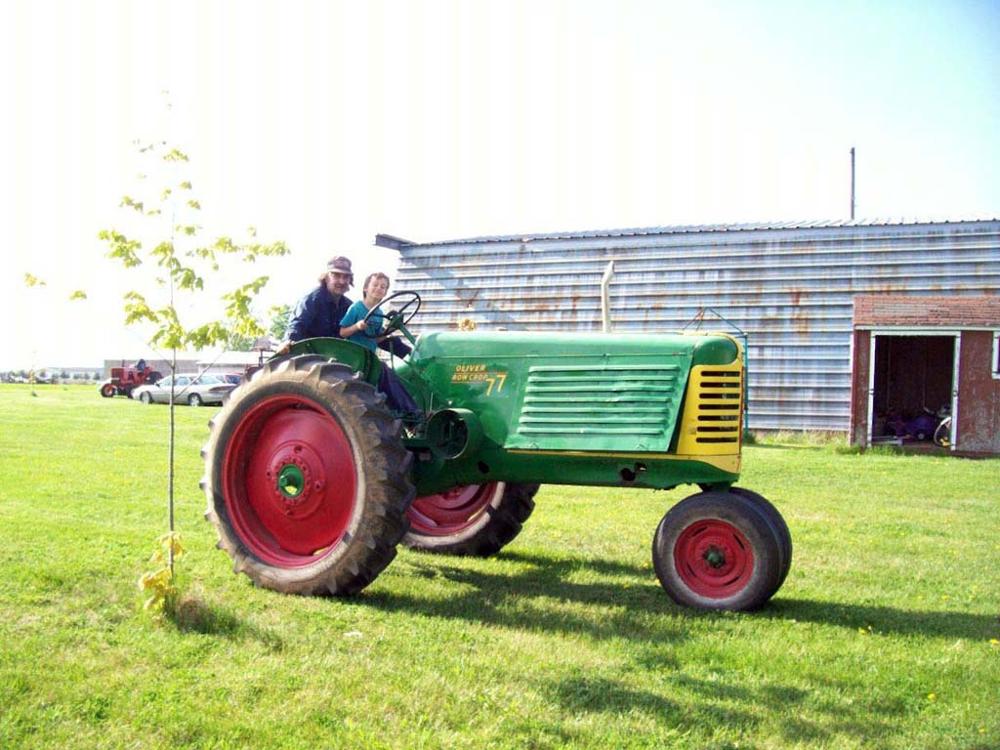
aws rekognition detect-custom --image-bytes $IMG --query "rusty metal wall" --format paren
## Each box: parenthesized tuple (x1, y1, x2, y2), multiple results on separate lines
(849, 330, 872, 443)
(384, 220, 1000, 432)
(956, 331, 1000, 453)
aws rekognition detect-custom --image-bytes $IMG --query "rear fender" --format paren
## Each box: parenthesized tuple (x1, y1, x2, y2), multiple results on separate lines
(283, 338, 382, 387)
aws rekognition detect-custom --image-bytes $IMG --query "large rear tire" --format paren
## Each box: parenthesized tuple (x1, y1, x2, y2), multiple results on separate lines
(652, 490, 784, 611)
(403, 481, 538, 556)
(202, 355, 415, 595)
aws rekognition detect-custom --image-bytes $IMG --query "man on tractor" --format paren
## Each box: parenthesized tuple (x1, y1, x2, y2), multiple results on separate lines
(280, 256, 417, 416)
(284, 256, 355, 345)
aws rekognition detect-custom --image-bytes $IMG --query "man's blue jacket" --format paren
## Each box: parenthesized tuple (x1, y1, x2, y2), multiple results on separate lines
(287, 284, 352, 343)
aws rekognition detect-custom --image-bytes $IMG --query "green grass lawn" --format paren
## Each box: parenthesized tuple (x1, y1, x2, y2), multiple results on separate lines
(1, 383, 998, 749)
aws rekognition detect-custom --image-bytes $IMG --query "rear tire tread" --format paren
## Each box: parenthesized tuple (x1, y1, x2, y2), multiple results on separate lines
(203, 355, 414, 596)
(404, 482, 539, 557)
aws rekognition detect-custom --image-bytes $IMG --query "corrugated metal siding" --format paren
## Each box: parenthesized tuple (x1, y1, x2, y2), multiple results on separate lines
(391, 220, 1000, 432)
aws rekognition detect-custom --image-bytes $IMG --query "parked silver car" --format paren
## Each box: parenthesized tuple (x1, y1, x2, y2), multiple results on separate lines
(131, 373, 237, 407)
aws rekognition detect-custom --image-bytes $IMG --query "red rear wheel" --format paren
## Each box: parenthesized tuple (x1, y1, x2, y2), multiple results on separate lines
(403, 482, 538, 556)
(203, 356, 414, 595)
(407, 483, 499, 537)
(222, 394, 358, 566)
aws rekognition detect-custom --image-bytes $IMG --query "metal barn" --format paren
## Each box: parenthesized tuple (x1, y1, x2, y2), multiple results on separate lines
(378, 219, 1000, 440)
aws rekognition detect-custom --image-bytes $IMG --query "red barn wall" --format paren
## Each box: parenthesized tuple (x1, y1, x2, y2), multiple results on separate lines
(957, 331, 1000, 454)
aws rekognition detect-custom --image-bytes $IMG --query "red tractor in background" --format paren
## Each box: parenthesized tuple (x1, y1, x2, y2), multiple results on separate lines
(99, 359, 162, 398)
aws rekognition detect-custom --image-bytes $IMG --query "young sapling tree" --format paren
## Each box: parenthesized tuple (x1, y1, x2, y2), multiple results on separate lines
(99, 139, 289, 605)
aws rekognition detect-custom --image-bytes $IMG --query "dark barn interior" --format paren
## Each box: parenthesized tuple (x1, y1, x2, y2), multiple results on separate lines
(872, 335, 954, 438)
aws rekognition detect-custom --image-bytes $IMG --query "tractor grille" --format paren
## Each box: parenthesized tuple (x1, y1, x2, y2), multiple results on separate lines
(678, 367, 743, 449)
(507, 363, 684, 452)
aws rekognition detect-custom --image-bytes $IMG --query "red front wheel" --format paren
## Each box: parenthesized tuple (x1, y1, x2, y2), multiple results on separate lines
(672, 518, 755, 599)
(652, 490, 785, 611)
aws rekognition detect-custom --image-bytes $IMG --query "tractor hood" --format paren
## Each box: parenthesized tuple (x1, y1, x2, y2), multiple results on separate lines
(404, 331, 739, 454)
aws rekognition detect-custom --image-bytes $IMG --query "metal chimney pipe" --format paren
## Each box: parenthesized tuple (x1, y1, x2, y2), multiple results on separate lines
(601, 261, 615, 332)
(850, 147, 856, 220)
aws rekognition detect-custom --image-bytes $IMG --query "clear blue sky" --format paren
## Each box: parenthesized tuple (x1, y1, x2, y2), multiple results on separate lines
(2, 0, 997, 369)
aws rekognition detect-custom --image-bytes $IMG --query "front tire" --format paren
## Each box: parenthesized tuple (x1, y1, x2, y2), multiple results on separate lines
(728, 487, 792, 588)
(140, 391, 153, 405)
(202, 355, 415, 595)
(652, 490, 784, 611)
(100, 383, 115, 398)
(403, 482, 538, 556)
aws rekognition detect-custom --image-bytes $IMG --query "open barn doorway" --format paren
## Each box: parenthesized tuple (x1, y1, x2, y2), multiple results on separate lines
(869, 334, 956, 444)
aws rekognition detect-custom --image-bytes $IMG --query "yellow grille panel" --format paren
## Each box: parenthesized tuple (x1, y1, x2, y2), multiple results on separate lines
(675, 362, 743, 455)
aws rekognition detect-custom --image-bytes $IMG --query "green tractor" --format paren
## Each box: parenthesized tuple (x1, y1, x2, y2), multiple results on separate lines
(203, 292, 791, 611)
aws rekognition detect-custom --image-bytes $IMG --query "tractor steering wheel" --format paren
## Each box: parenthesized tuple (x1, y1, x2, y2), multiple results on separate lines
(363, 291, 421, 335)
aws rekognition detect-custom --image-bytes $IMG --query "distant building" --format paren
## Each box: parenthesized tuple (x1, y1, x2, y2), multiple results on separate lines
(197, 351, 269, 375)
(380, 218, 1000, 454)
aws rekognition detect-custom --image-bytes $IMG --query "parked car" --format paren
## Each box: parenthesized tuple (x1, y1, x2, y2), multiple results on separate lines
(131, 373, 237, 406)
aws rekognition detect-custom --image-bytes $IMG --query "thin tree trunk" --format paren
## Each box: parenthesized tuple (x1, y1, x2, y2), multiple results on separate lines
(168, 346, 176, 576)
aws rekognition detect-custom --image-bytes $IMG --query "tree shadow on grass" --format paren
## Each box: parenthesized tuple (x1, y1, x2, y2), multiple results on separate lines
(542, 674, 807, 746)
(355, 547, 996, 645)
(548, 675, 685, 719)
(165, 593, 284, 651)
(542, 670, 895, 746)
(763, 597, 998, 640)
(354, 549, 693, 645)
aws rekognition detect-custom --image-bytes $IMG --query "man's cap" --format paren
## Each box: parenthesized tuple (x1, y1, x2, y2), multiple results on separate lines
(326, 256, 353, 275)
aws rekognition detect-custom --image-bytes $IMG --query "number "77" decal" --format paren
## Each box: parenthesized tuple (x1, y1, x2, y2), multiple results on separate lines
(451, 365, 508, 395)
(484, 372, 507, 396)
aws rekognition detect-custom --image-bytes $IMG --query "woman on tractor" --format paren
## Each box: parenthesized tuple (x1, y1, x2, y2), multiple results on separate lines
(340, 271, 420, 418)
